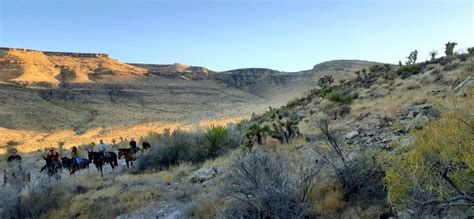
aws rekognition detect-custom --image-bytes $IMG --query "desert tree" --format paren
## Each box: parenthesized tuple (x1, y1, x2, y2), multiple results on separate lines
(429, 50, 438, 61)
(405, 50, 418, 65)
(267, 107, 301, 144)
(318, 75, 334, 89)
(245, 123, 271, 146)
(445, 42, 457, 56)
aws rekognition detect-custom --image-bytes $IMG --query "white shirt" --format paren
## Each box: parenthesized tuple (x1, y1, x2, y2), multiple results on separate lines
(99, 143, 108, 152)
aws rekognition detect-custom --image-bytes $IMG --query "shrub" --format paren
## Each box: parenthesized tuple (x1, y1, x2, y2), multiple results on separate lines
(438, 56, 455, 65)
(396, 64, 422, 79)
(318, 75, 334, 89)
(326, 90, 353, 104)
(205, 125, 229, 157)
(442, 63, 459, 71)
(221, 150, 321, 218)
(0, 187, 20, 218)
(138, 128, 240, 170)
(341, 149, 387, 202)
(384, 111, 474, 214)
(468, 47, 474, 56)
(20, 180, 68, 217)
(382, 71, 397, 80)
(286, 97, 306, 109)
(459, 53, 468, 62)
(369, 64, 386, 73)
(324, 104, 351, 120)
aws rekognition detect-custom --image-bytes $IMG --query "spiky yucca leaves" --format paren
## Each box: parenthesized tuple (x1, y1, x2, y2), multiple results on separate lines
(246, 123, 271, 146)
(205, 125, 229, 157)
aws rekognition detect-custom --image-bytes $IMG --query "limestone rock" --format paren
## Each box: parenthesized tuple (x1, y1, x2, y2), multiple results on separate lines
(345, 130, 359, 140)
(188, 167, 223, 183)
(453, 76, 474, 96)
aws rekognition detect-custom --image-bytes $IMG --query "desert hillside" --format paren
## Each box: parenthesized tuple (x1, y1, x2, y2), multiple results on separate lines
(0, 48, 376, 152)
(1, 48, 472, 219)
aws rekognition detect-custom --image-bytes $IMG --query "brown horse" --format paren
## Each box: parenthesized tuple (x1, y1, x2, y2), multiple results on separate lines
(118, 148, 135, 168)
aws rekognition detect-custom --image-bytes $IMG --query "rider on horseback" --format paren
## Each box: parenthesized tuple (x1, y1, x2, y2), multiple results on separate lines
(7, 149, 22, 165)
(40, 148, 61, 172)
(130, 138, 138, 154)
(99, 140, 109, 161)
(71, 146, 81, 168)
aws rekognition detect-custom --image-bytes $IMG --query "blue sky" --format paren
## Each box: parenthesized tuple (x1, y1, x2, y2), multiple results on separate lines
(0, 0, 472, 71)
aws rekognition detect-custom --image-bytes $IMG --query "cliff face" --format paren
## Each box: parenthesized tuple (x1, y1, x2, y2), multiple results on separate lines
(0, 47, 148, 85)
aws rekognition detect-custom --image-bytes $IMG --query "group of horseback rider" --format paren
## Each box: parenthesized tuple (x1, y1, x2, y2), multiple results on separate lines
(5, 138, 151, 174)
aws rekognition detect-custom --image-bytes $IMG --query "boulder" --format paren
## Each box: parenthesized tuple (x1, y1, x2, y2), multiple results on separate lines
(453, 76, 474, 96)
(188, 167, 223, 183)
(407, 104, 441, 119)
(345, 130, 359, 140)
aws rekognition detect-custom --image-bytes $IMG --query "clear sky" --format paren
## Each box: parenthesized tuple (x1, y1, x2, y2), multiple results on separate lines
(0, 0, 472, 72)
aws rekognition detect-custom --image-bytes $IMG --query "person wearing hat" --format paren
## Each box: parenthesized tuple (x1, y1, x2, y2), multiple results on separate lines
(40, 148, 61, 172)
(7, 149, 22, 164)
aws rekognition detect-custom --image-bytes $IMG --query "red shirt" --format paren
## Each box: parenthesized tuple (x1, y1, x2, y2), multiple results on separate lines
(48, 152, 60, 160)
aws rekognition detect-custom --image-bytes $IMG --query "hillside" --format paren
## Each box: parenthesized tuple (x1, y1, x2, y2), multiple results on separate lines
(0, 48, 148, 85)
(1, 50, 471, 219)
(0, 47, 377, 152)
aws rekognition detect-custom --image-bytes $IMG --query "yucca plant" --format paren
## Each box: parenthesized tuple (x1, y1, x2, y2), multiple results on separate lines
(205, 125, 229, 157)
(246, 123, 271, 145)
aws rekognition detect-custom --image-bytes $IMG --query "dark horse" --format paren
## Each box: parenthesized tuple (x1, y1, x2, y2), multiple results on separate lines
(118, 148, 136, 168)
(42, 157, 62, 180)
(142, 141, 151, 150)
(61, 157, 91, 175)
(87, 150, 118, 177)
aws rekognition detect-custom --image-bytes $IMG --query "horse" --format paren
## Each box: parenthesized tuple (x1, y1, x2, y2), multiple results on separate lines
(61, 157, 90, 175)
(42, 156, 62, 180)
(118, 148, 136, 168)
(142, 141, 151, 150)
(87, 150, 118, 177)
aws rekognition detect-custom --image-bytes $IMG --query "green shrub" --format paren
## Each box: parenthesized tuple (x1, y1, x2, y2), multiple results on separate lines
(369, 64, 386, 73)
(205, 125, 229, 157)
(396, 64, 422, 79)
(468, 47, 474, 56)
(384, 111, 474, 213)
(138, 127, 240, 170)
(326, 90, 353, 104)
(382, 71, 397, 80)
